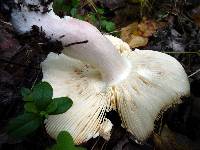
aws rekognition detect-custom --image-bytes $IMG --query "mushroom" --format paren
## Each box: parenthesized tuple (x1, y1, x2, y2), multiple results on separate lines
(11, 0, 190, 145)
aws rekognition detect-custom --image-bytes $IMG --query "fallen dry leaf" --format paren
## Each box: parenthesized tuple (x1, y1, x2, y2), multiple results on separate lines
(121, 17, 166, 48)
(128, 35, 148, 48)
(138, 17, 157, 37)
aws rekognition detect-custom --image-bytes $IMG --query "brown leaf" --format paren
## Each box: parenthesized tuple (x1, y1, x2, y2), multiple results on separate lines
(128, 35, 148, 48)
(120, 17, 166, 48)
(120, 21, 148, 48)
(137, 17, 157, 37)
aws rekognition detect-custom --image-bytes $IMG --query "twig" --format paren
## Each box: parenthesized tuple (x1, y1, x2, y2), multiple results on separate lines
(87, 0, 97, 12)
(91, 137, 100, 150)
(108, 29, 120, 34)
(162, 51, 200, 56)
(31, 69, 42, 90)
(64, 40, 88, 47)
(0, 20, 12, 26)
(188, 69, 200, 78)
(100, 141, 107, 150)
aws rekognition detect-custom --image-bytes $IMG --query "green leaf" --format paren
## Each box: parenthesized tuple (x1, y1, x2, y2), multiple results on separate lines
(76, 15, 84, 20)
(49, 131, 74, 150)
(24, 102, 38, 113)
(70, 8, 77, 17)
(7, 113, 41, 138)
(40, 111, 49, 118)
(55, 0, 64, 5)
(61, 5, 71, 13)
(49, 97, 73, 115)
(71, 0, 80, 7)
(97, 8, 104, 15)
(100, 20, 116, 32)
(21, 88, 31, 97)
(21, 87, 33, 102)
(32, 82, 53, 110)
(46, 101, 57, 114)
(57, 131, 74, 147)
(23, 94, 33, 102)
(49, 131, 86, 150)
(53, 0, 70, 15)
(89, 13, 97, 23)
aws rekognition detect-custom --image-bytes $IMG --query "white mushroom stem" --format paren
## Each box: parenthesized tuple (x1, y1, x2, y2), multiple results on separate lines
(11, 1, 131, 85)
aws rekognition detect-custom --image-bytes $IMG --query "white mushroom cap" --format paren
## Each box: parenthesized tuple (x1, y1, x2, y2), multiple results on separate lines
(42, 36, 189, 144)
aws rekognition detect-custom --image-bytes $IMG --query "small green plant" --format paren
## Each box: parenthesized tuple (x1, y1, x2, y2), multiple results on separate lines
(86, 8, 116, 32)
(53, 0, 81, 18)
(7, 81, 73, 138)
(48, 131, 85, 150)
(53, 0, 116, 32)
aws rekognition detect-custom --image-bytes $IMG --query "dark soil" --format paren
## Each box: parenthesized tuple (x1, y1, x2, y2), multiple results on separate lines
(1, 0, 200, 150)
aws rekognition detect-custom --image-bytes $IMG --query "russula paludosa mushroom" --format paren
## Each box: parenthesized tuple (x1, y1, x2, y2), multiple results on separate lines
(11, 0, 190, 144)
